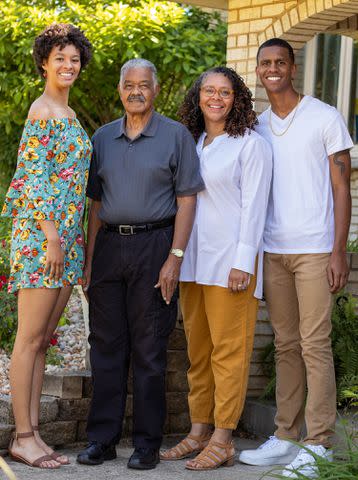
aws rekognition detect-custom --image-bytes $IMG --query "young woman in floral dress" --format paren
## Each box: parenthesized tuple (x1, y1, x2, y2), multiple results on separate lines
(1, 23, 92, 469)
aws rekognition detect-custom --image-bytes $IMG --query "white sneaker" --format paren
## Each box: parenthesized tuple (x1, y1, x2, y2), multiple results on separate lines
(239, 436, 300, 466)
(281, 444, 333, 478)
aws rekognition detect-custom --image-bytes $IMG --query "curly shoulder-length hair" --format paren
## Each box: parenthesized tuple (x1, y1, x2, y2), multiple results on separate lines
(33, 23, 92, 78)
(178, 66, 257, 141)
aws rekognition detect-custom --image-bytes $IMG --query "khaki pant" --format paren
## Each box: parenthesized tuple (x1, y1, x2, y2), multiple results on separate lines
(264, 253, 336, 448)
(180, 281, 258, 429)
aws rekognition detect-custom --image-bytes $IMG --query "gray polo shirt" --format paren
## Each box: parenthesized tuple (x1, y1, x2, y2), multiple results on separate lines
(86, 111, 205, 224)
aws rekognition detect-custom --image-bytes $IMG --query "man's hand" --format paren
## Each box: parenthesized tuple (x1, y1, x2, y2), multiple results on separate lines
(327, 251, 349, 293)
(82, 261, 92, 301)
(154, 255, 181, 304)
(228, 268, 250, 293)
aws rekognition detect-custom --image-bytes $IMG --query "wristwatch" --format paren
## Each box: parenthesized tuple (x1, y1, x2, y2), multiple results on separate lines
(170, 248, 184, 259)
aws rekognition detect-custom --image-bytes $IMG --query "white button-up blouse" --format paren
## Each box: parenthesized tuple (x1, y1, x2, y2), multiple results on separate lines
(180, 130, 272, 299)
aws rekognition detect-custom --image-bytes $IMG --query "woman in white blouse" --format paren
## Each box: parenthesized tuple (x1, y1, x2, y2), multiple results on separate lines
(160, 67, 272, 470)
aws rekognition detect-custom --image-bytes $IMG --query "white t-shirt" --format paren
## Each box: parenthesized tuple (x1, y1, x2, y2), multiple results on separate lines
(180, 131, 272, 299)
(256, 95, 353, 254)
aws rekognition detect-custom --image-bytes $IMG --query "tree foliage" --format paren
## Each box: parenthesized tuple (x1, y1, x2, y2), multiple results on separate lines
(0, 0, 227, 177)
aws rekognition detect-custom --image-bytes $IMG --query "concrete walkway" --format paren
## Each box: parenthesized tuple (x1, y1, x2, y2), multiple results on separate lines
(2, 438, 282, 480)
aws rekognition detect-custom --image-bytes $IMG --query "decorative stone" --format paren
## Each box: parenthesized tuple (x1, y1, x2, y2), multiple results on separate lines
(168, 328, 187, 350)
(166, 371, 189, 393)
(167, 392, 188, 414)
(42, 372, 84, 399)
(82, 372, 93, 398)
(38, 421, 77, 447)
(76, 421, 87, 442)
(58, 398, 91, 421)
(0, 423, 14, 449)
(351, 253, 358, 269)
(167, 351, 189, 372)
(169, 412, 191, 433)
(0, 395, 58, 425)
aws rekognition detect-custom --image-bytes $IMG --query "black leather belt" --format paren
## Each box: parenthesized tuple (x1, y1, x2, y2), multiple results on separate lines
(104, 217, 174, 235)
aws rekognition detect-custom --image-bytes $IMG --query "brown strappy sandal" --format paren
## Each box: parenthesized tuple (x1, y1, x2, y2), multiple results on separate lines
(185, 439, 236, 470)
(160, 433, 212, 461)
(32, 425, 70, 465)
(8, 431, 60, 469)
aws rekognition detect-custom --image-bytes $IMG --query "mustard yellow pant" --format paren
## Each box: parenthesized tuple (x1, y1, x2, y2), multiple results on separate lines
(180, 281, 258, 430)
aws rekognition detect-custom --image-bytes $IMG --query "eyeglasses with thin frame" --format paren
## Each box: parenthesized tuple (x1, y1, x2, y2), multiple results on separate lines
(200, 86, 234, 99)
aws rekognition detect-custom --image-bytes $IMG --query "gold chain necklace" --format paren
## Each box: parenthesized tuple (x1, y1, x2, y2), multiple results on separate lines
(269, 94, 301, 136)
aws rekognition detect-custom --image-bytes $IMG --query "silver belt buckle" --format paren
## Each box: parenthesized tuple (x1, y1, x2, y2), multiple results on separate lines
(119, 224, 134, 235)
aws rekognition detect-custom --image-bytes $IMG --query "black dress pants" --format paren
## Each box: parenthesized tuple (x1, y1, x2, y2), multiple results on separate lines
(86, 225, 177, 448)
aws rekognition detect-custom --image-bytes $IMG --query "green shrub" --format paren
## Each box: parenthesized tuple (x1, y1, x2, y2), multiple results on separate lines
(0, 236, 17, 352)
(347, 238, 358, 252)
(263, 419, 358, 479)
(0, 176, 11, 239)
(0, 0, 227, 178)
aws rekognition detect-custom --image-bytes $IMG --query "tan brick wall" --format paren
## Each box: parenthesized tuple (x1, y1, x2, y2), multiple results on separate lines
(226, 0, 358, 111)
(350, 169, 358, 240)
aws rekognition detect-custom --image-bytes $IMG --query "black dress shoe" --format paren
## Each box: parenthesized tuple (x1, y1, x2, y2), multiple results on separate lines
(127, 447, 160, 470)
(77, 441, 117, 465)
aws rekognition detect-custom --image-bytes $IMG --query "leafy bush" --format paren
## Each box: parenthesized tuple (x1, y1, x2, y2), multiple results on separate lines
(0, 0, 227, 178)
(0, 238, 17, 352)
(331, 294, 358, 408)
(0, 176, 11, 239)
(347, 238, 358, 252)
(260, 292, 358, 409)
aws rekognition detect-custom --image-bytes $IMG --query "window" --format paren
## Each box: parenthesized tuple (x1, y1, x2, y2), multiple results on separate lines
(304, 34, 357, 141)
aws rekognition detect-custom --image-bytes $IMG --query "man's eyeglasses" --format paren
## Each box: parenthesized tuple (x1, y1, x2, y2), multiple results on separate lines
(200, 86, 234, 99)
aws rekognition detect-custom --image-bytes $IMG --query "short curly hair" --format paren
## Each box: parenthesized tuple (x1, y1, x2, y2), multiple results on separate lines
(33, 23, 92, 78)
(178, 66, 257, 141)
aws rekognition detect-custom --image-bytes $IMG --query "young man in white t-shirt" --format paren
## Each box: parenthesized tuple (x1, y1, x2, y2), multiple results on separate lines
(239, 38, 353, 478)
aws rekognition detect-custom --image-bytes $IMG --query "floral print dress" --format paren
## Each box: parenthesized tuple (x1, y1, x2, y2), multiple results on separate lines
(1, 118, 92, 293)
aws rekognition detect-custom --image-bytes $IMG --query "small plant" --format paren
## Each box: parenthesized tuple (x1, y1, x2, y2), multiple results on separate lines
(0, 289, 17, 352)
(262, 420, 358, 479)
(0, 238, 17, 352)
(331, 294, 358, 408)
(347, 238, 358, 253)
(45, 333, 63, 366)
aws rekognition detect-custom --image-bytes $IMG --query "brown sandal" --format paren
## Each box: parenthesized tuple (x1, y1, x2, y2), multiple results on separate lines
(32, 426, 70, 465)
(8, 431, 60, 469)
(185, 439, 235, 470)
(160, 433, 212, 461)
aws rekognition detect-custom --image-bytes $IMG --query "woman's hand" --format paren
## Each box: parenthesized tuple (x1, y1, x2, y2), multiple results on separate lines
(228, 268, 250, 293)
(44, 239, 65, 283)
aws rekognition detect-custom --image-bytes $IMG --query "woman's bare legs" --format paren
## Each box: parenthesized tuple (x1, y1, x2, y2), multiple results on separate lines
(9, 288, 61, 468)
(30, 286, 73, 464)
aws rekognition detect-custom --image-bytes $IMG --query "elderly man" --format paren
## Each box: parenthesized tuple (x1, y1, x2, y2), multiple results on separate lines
(77, 59, 204, 469)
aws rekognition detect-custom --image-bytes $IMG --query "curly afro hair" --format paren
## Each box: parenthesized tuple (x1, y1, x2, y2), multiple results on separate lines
(178, 66, 257, 141)
(33, 23, 92, 78)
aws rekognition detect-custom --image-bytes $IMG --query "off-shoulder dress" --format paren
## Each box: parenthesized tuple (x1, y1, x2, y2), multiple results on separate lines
(1, 118, 92, 293)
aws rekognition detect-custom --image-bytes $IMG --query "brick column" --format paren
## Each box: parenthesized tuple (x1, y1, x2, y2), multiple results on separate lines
(226, 0, 358, 112)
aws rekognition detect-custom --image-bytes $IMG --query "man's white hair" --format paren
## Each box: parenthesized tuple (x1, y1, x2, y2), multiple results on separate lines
(120, 58, 158, 86)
